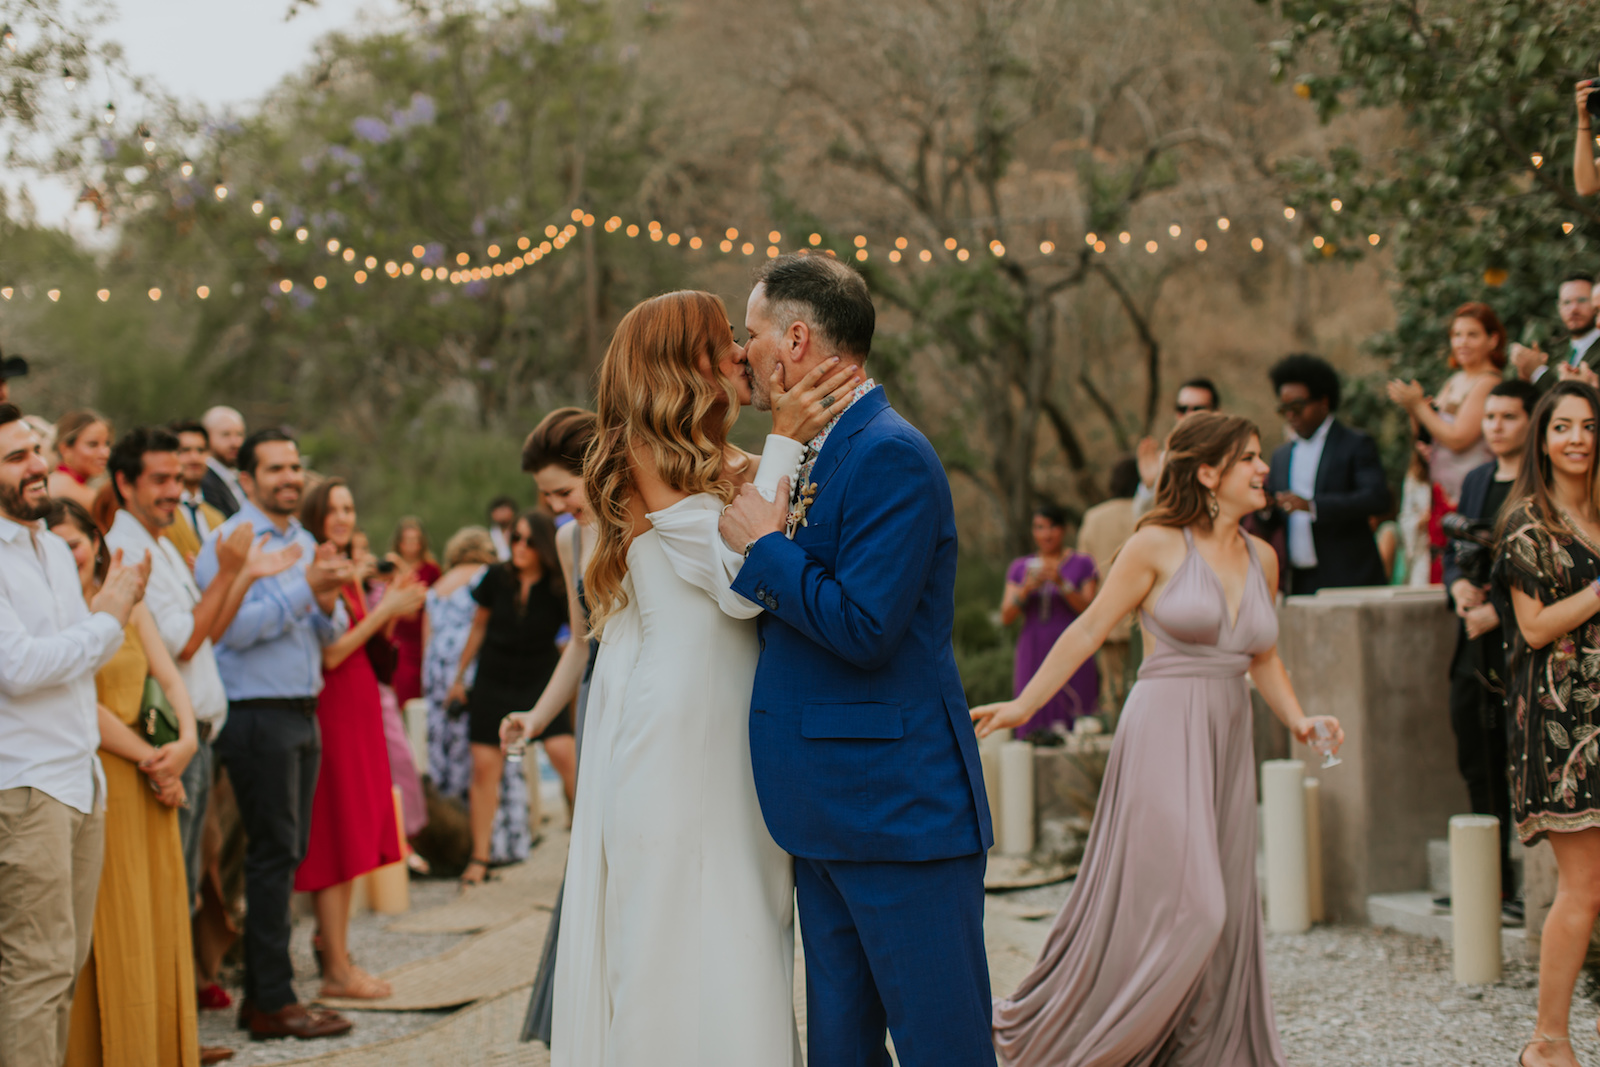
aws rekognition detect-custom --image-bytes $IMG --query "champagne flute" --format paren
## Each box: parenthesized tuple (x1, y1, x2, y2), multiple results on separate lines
(1311, 719, 1341, 769)
(504, 715, 528, 765)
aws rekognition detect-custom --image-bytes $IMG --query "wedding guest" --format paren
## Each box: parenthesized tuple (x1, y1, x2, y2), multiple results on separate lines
(1075, 456, 1139, 715)
(1388, 302, 1503, 508)
(424, 527, 532, 864)
(445, 510, 569, 885)
(973, 412, 1343, 1067)
(487, 495, 517, 561)
(104, 429, 247, 919)
(168, 420, 225, 561)
(1133, 378, 1221, 518)
(1574, 77, 1599, 196)
(48, 409, 111, 511)
(1000, 505, 1099, 735)
(1510, 274, 1598, 387)
(194, 428, 356, 1041)
(387, 517, 439, 707)
(1261, 354, 1392, 593)
(1396, 440, 1434, 586)
(50, 499, 202, 1067)
(504, 406, 599, 1047)
(296, 479, 423, 999)
(1442, 380, 1536, 921)
(24, 413, 57, 467)
(1495, 381, 1600, 1067)
(0, 403, 148, 1067)
(199, 407, 246, 519)
(0, 347, 27, 404)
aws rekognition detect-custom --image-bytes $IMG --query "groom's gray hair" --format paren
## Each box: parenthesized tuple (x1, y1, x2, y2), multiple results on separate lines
(753, 254, 875, 362)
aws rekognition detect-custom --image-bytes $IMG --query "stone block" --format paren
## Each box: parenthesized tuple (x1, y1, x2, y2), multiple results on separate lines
(1278, 585, 1470, 922)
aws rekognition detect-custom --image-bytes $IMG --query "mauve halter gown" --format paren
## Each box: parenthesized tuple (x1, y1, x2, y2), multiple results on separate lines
(993, 527, 1287, 1067)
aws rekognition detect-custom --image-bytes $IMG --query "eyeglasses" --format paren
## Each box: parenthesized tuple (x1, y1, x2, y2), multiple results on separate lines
(1174, 404, 1213, 415)
(1276, 398, 1314, 416)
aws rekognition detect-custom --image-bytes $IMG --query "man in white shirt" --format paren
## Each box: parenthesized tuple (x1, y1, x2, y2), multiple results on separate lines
(0, 403, 150, 1067)
(487, 495, 517, 560)
(201, 406, 247, 518)
(105, 426, 257, 915)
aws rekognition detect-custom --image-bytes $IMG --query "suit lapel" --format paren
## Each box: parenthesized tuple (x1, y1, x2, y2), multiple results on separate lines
(808, 388, 889, 500)
(1313, 420, 1343, 496)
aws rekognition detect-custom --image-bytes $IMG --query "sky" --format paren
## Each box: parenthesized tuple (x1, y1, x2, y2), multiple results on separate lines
(22, 0, 401, 236)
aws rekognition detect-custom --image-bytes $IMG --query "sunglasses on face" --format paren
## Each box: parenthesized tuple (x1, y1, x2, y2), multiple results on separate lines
(1175, 404, 1212, 415)
(509, 532, 526, 544)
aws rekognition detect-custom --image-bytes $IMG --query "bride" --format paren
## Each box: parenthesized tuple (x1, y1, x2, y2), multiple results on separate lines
(550, 289, 859, 1065)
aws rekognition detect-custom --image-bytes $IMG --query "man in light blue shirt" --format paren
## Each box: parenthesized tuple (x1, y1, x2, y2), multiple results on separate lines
(194, 428, 357, 1041)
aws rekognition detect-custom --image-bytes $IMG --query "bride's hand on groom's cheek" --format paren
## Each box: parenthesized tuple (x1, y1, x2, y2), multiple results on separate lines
(720, 480, 790, 552)
(770, 358, 863, 442)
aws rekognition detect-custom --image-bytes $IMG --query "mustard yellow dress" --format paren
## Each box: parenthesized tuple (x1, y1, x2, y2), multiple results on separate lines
(66, 624, 199, 1067)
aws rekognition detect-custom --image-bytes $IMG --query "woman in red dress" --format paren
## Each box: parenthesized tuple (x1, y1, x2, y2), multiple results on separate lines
(387, 517, 440, 705)
(297, 478, 426, 999)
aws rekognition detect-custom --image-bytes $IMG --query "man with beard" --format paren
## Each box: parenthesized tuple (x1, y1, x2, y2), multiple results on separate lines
(194, 428, 357, 1041)
(167, 419, 226, 562)
(200, 406, 247, 518)
(1511, 272, 1600, 388)
(0, 403, 150, 1067)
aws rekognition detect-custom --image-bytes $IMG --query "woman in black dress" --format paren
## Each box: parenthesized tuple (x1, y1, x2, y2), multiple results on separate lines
(446, 509, 569, 885)
(1497, 381, 1600, 1067)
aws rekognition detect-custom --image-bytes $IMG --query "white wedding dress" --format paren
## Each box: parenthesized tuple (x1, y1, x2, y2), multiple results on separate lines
(551, 493, 800, 1066)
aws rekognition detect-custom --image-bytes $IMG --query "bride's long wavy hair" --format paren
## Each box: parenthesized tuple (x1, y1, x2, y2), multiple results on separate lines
(1136, 412, 1261, 533)
(584, 290, 741, 634)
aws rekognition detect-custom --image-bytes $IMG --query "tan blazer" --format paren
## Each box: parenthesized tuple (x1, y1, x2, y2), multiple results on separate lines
(165, 498, 224, 568)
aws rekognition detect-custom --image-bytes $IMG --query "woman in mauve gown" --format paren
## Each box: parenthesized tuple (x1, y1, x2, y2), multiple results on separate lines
(973, 412, 1344, 1067)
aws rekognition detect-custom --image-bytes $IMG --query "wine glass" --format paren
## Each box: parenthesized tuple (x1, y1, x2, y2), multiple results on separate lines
(504, 715, 528, 765)
(1311, 720, 1341, 769)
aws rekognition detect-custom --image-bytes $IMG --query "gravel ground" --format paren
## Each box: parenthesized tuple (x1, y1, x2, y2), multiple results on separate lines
(991, 879, 1600, 1067)
(196, 874, 480, 1064)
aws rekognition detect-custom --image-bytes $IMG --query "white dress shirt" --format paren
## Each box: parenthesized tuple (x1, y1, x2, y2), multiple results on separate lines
(1287, 415, 1333, 570)
(105, 510, 228, 727)
(177, 487, 218, 542)
(205, 455, 244, 513)
(0, 515, 123, 813)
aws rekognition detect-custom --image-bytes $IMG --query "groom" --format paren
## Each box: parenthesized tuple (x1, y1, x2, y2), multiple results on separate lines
(721, 254, 996, 1067)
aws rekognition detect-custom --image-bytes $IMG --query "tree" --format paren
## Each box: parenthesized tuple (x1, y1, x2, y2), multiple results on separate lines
(1264, 0, 1600, 388)
(672, 0, 1344, 554)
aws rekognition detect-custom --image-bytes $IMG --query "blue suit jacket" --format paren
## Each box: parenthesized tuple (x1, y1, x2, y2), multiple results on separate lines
(732, 388, 993, 863)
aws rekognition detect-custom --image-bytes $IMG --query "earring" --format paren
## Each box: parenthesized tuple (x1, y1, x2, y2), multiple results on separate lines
(1207, 491, 1220, 520)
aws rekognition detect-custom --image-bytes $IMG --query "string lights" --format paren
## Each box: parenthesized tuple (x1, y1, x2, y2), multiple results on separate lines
(1, 177, 1396, 304)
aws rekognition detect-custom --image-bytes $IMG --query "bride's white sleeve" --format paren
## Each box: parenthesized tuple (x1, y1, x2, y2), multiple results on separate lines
(645, 437, 804, 621)
(646, 497, 763, 620)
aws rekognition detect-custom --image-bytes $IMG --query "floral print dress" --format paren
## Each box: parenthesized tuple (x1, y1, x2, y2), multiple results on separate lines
(1495, 502, 1600, 845)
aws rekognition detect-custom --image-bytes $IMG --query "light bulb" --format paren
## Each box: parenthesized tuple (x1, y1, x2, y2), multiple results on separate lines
(101, 103, 116, 125)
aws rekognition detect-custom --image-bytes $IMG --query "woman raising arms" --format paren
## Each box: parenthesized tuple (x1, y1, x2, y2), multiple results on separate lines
(972, 412, 1342, 1067)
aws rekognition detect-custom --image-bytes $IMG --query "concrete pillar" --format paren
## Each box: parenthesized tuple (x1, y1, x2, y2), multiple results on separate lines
(980, 739, 1004, 852)
(999, 739, 1035, 857)
(1262, 759, 1309, 934)
(368, 786, 411, 915)
(1450, 815, 1502, 984)
(1304, 777, 1324, 923)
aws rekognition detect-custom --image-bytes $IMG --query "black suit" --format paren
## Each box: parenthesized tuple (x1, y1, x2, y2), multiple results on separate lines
(1439, 459, 1514, 893)
(1260, 419, 1391, 595)
(1532, 334, 1600, 394)
(201, 465, 242, 518)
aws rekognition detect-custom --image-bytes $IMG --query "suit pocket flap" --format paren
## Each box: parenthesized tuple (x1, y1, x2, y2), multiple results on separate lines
(801, 702, 903, 740)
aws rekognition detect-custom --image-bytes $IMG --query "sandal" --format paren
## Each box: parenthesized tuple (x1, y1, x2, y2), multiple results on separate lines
(319, 966, 392, 1001)
(460, 857, 495, 886)
(1519, 1033, 1570, 1066)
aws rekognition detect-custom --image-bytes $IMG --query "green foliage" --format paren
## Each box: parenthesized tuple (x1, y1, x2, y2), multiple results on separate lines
(953, 552, 1015, 706)
(1263, 0, 1600, 385)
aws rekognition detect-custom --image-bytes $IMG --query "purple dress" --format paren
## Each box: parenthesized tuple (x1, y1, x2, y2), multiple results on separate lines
(1009, 553, 1099, 735)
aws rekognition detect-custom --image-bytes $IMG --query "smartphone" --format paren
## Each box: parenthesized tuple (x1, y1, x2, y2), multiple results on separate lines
(1586, 79, 1600, 118)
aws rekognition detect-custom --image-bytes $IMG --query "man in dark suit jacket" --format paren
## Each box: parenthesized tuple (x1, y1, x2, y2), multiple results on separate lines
(1510, 272, 1599, 392)
(1258, 354, 1391, 595)
(199, 406, 246, 518)
(1439, 379, 1536, 914)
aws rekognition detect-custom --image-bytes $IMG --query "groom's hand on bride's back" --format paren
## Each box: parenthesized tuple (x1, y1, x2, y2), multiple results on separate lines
(720, 479, 790, 553)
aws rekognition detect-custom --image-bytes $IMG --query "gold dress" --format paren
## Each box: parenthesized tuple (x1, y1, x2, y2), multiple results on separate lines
(66, 624, 199, 1067)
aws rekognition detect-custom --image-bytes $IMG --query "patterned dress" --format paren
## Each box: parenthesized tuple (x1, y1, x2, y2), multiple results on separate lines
(423, 567, 533, 864)
(1495, 502, 1600, 845)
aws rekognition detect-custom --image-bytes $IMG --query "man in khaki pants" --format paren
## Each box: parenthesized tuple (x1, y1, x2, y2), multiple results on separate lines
(0, 403, 148, 1067)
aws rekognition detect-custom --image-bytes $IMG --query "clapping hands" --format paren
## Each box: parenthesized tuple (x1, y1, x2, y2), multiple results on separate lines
(89, 548, 152, 626)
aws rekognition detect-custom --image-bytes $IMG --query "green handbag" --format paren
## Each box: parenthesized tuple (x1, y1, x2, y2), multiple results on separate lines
(141, 676, 180, 748)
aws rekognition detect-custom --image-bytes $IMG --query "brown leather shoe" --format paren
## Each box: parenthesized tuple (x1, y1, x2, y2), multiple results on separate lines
(247, 1002, 353, 1041)
(200, 1047, 236, 1065)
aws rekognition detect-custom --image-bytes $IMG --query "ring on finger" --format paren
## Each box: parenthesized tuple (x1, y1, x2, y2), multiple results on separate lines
(821, 394, 835, 408)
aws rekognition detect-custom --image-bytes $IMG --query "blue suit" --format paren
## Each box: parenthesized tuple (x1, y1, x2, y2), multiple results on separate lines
(733, 387, 995, 1067)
